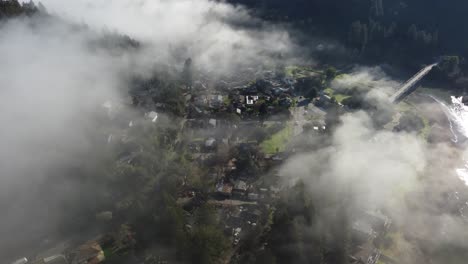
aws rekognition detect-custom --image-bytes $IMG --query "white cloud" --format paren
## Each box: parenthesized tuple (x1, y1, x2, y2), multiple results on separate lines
(41, 0, 295, 73)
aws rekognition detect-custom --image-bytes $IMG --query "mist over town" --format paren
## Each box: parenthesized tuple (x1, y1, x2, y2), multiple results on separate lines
(2, 1, 468, 264)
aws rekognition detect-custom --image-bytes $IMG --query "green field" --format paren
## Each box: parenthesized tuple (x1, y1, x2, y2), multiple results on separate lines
(324, 87, 350, 103)
(260, 123, 293, 154)
(285, 65, 322, 78)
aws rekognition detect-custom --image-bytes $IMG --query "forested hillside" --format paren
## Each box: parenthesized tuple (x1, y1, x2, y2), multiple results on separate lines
(230, 0, 468, 65)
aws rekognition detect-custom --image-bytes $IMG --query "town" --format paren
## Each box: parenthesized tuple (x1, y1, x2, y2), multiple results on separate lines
(11, 58, 405, 264)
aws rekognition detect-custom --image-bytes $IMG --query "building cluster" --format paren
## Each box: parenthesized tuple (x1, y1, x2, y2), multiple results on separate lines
(11, 64, 390, 263)
(185, 70, 297, 121)
(176, 69, 307, 246)
(11, 240, 107, 264)
(349, 210, 393, 264)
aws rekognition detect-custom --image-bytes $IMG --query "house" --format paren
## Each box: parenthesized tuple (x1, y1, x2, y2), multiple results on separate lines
(216, 182, 233, 197)
(34, 255, 68, 264)
(187, 105, 205, 118)
(272, 152, 287, 161)
(246, 95, 259, 105)
(194, 96, 208, 107)
(117, 152, 139, 165)
(232, 226, 242, 245)
(193, 81, 208, 91)
(269, 186, 281, 199)
(208, 119, 217, 127)
(259, 188, 269, 200)
(10, 258, 28, 264)
(247, 193, 259, 201)
(225, 159, 237, 172)
(349, 242, 381, 264)
(315, 93, 333, 108)
(231, 94, 246, 105)
(283, 77, 296, 86)
(233, 181, 248, 196)
(146, 111, 158, 122)
(205, 138, 217, 150)
(188, 141, 202, 153)
(70, 241, 105, 264)
(208, 95, 224, 108)
(272, 87, 290, 96)
(279, 97, 293, 107)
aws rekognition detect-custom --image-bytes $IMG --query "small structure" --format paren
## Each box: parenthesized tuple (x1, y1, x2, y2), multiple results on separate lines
(69, 241, 105, 264)
(279, 97, 293, 107)
(246, 96, 259, 105)
(146, 111, 158, 122)
(226, 159, 237, 172)
(10, 258, 28, 264)
(233, 181, 248, 196)
(205, 138, 217, 150)
(350, 243, 381, 264)
(208, 119, 217, 127)
(40, 255, 68, 264)
(216, 182, 233, 197)
(247, 193, 259, 201)
(209, 95, 224, 108)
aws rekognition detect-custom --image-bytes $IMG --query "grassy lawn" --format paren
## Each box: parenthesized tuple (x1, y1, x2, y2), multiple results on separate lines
(334, 73, 348, 80)
(380, 231, 414, 260)
(323, 87, 350, 103)
(285, 66, 299, 77)
(419, 115, 430, 140)
(102, 247, 121, 261)
(223, 96, 231, 106)
(396, 101, 413, 113)
(395, 101, 432, 141)
(324, 87, 334, 95)
(285, 65, 322, 78)
(381, 232, 402, 257)
(261, 123, 293, 154)
(334, 94, 351, 103)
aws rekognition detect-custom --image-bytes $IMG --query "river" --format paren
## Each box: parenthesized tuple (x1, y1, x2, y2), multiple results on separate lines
(421, 91, 468, 221)
(428, 95, 468, 184)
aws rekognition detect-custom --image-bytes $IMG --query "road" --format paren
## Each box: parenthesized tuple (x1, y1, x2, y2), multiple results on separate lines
(292, 104, 306, 136)
(208, 199, 257, 206)
(390, 63, 438, 103)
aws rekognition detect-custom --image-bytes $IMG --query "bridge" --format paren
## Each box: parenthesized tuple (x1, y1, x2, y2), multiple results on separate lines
(390, 63, 439, 104)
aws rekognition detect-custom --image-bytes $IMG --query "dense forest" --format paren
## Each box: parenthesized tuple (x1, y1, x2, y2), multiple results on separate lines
(230, 0, 467, 65)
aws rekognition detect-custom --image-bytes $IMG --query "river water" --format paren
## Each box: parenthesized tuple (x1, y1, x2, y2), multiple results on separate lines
(431, 96, 468, 185)
(428, 94, 468, 220)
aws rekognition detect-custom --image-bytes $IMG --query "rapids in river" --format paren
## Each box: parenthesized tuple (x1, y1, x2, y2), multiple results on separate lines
(435, 96, 468, 185)
(430, 95, 468, 220)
